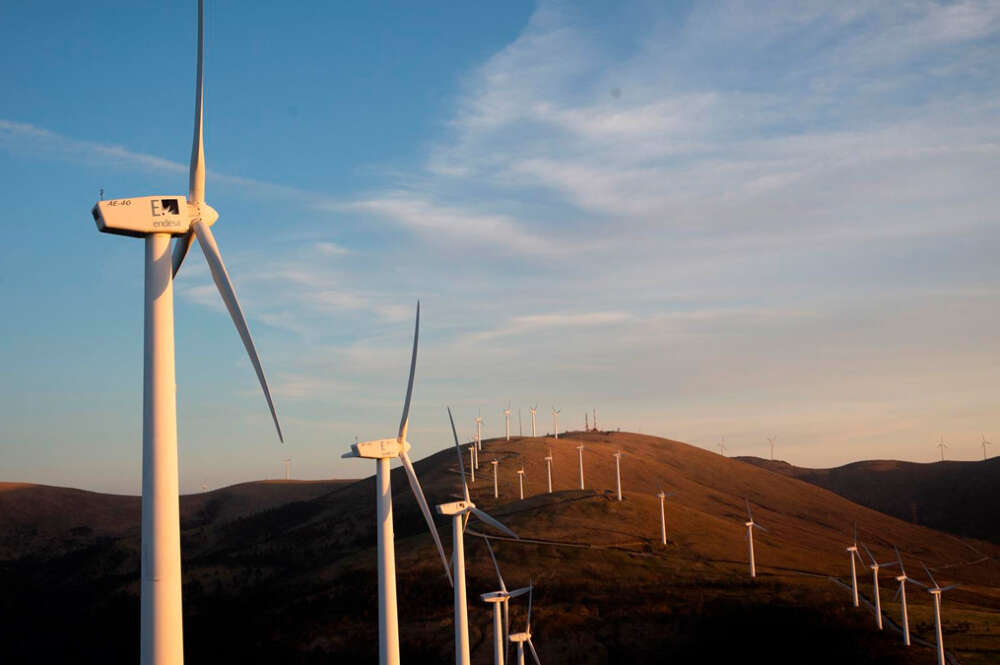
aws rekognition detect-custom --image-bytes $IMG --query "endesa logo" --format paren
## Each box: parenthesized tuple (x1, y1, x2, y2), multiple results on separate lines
(151, 198, 181, 217)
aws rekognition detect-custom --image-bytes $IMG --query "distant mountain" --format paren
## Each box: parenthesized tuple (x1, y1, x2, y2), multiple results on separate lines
(0, 479, 355, 560)
(2, 433, 998, 664)
(733, 456, 1000, 543)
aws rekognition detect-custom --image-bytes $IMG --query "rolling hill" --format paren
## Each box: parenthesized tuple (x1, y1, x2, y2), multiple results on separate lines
(733, 456, 1000, 543)
(2, 432, 998, 665)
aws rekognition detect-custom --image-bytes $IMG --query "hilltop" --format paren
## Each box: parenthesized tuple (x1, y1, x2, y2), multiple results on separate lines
(1, 432, 998, 664)
(733, 456, 1000, 543)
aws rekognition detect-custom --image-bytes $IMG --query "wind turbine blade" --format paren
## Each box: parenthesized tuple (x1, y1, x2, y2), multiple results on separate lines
(400, 449, 452, 587)
(447, 407, 470, 502)
(894, 545, 906, 576)
(861, 543, 876, 566)
(192, 220, 282, 442)
(508, 586, 531, 598)
(484, 537, 507, 592)
(471, 507, 518, 539)
(852, 521, 858, 545)
(755, 523, 769, 534)
(940, 583, 960, 592)
(397, 301, 419, 441)
(171, 232, 195, 276)
(893, 585, 902, 602)
(527, 638, 542, 665)
(504, 599, 511, 665)
(745, 498, 753, 522)
(908, 578, 929, 589)
(526, 581, 533, 632)
(189, 0, 205, 204)
(920, 561, 939, 589)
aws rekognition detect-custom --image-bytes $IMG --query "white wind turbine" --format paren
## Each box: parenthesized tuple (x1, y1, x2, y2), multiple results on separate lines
(982, 434, 992, 461)
(517, 468, 525, 500)
(551, 407, 560, 439)
(846, 523, 862, 607)
(90, 4, 283, 663)
(718, 438, 727, 457)
(441, 408, 520, 665)
(544, 449, 553, 494)
(861, 543, 899, 630)
(767, 435, 776, 461)
(505, 402, 512, 441)
(508, 583, 542, 665)
(921, 561, 960, 665)
(491, 459, 500, 499)
(936, 436, 948, 461)
(476, 414, 483, 451)
(530, 406, 538, 437)
(657, 491, 674, 545)
(584, 413, 589, 431)
(613, 451, 623, 501)
(576, 444, 585, 490)
(469, 445, 476, 484)
(744, 499, 769, 578)
(342, 303, 453, 665)
(892, 546, 925, 647)
(480, 538, 531, 665)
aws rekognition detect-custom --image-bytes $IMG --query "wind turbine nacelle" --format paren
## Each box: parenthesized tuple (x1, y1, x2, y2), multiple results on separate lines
(350, 438, 409, 459)
(92, 196, 192, 237)
(437, 500, 473, 516)
(481, 591, 508, 602)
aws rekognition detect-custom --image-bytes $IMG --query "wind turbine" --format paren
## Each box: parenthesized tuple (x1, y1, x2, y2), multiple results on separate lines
(576, 444, 585, 490)
(508, 583, 542, 665)
(342, 303, 453, 665)
(544, 449, 553, 494)
(892, 546, 925, 647)
(846, 523, 861, 607)
(936, 436, 948, 461)
(517, 468, 525, 500)
(476, 414, 483, 451)
(552, 407, 560, 439)
(613, 451, 623, 501)
(593, 408, 597, 431)
(491, 459, 500, 499)
(744, 499, 768, 578)
(717, 438, 727, 457)
(657, 491, 674, 545)
(90, 4, 283, 663)
(441, 408, 519, 665)
(921, 561, 960, 665)
(505, 402, 512, 441)
(283, 458, 291, 481)
(469, 445, 476, 484)
(983, 434, 992, 461)
(767, 435, 776, 461)
(530, 406, 537, 437)
(861, 543, 898, 630)
(480, 538, 531, 665)
(584, 413, 589, 431)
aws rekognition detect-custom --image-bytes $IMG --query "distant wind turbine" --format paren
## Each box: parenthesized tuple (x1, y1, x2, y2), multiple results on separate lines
(936, 436, 947, 461)
(491, 460, 500, 499)
(921, 561, 960, 665)
(476, 414, 483, 451)
(861, 543, 898, 630)
(744, 499, 768, 578)
(584, 412, 589, 431)
(717, 437, 726, 457)
(469, 446, 476, 484)
(982, 434, 992, 461)
(480, 538, 531, 665)
(613, 451, 623, 501)
(576, 444, 585, 490)
(593, 408, 597, 431)
(342, 303, 453, 665)
(657, 491, 674, 545)
(508, 583, 542, 665)
(552, 407, 560, 439)
(544, 449, 553, 494)
(530, 406, 538, 437)
(505, 402, 512, 441)
(892, 546, 925, 647)
(846, 523, 861, 607)
(517, 468, 525, 500)
(767, 435, 776, 461)
(441, 408, 520, 665)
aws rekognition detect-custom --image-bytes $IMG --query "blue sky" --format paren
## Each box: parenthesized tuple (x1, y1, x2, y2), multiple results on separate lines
(1, 1, 998, 494)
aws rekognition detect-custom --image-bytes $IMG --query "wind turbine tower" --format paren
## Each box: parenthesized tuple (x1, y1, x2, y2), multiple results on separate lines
(585, 413, 589, 431)
(936, 436, 948, 461)
(921, 562, 960, 665)
(846, 524, 861, 607)
(544, 449, 553, 494)
(552, 407, 560, 439)
(593, 408, 597, 431)
(469, 446, 476, 484)
(480, 538, 530, 665)
(657, 491, 673, 545)
(504, 402, 511, 441)
(476, 414, 483, 451)
(517, 468, 525, 500)
(613, 451, 623, 501)
(767, 435, 776, 461)
(577, 444, 585, 490)
(491, 459, 499, 499)
(717, 439, 727, 457)
(89, 4, 284, 663)
(342, 303, 453, 665)
(441, 408, 519, 665)
(744, 499, 769, 578)
(861, 543, 899, 630)
(530, 405, 537, 437)
(508, 584, 541, 665)
(892, 546, 924, 647)
(983, 434, 992, 461)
